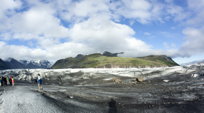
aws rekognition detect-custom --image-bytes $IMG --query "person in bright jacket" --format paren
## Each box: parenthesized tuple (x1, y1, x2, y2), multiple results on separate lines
(6, 76, 10, 86)
(10, 76, 15, 86)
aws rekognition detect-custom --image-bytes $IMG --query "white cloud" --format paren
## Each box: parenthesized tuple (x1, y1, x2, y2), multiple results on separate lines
(188, 0, 204, 10)
(0, 0, 202, 62)
(173, 0, 204, 58)
(179, 27, 204, 56)
(0, 41, 47, 60)
(109, 0, 152, 23)
(165, 3, 188, 21)
(73, 0, 109, 17)
(54, 0, 182, 24)
(53, 0, 110, 23)
(0, 0, 21, 18)
(0, 40, 92, 61)
(46, 42, 94, 61)
(69, 16, 155, 57)
(0, 14, 161, 61)
(108, 0, 189, 24)
(186, 0, 204, 26)
(0, 3, 69, 40)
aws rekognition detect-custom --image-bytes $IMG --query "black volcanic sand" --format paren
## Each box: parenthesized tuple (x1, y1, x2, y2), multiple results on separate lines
(1, 74, 204, 113)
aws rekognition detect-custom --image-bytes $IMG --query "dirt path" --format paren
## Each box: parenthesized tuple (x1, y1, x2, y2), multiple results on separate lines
(0, 86, 65, 113)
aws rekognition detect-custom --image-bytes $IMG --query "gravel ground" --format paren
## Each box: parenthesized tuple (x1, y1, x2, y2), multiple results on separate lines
(0, 85, 65, 113)
(0, 72, 204, 113)
(40, 74, 204, 113)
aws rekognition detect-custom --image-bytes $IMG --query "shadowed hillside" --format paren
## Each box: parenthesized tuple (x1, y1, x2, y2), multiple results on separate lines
(0, 59, 9, 70)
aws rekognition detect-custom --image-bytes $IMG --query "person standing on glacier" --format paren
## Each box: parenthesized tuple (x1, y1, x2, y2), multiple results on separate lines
(6, 76, 10, 86)
(10, 76, 15, 86)
(0, 76, 2, 86)
(37, 74, 43, 90)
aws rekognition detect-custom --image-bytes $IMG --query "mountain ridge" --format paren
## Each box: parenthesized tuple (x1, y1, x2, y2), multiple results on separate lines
(0, 58, 52, 70)
(51, 53, 179, 69)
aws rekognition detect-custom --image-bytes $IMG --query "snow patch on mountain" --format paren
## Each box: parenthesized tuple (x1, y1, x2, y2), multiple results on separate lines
(20, 60, 52, 68)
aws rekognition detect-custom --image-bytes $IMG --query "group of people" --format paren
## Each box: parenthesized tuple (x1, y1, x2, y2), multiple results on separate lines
(0, 76, 15, 86)
(0, 74, 42, 90)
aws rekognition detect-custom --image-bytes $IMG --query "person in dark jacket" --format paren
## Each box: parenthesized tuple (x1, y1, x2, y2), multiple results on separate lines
(0, 76, 2, 86)
(2, 76, 7, 86)
(108, 99, 117, 113)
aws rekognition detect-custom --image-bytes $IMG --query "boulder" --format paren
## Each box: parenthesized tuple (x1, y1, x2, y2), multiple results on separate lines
(112, 78, 122, 84)
(135, 77, 144, 82)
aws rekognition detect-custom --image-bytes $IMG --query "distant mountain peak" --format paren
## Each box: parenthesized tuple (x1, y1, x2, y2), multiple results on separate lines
(0, 58, 52, 70)
(0, 59, 9, 70)
(5, 57, 16, 62)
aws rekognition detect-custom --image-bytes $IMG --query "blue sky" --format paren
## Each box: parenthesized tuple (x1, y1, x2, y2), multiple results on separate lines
(0, 0, 204, 64)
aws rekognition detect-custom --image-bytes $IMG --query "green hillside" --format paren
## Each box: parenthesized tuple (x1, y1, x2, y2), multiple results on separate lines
(51, 53, 179, 69)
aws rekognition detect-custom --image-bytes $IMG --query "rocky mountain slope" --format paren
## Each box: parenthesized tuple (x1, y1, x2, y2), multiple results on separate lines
(0, 59, 9, 70)
(19, 60, 52, 69)
(0, 58, 51, 70)
(52, 53, 179, 69)
(5, 58, 25, 69)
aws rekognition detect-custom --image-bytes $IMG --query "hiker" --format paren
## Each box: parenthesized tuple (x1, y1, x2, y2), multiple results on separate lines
(2, 76, 7, 86)
(10, 76, 15, 86)
(9, 76, 12, 86)
(6, 76, 10, 86)
(1, 76, 4, 86)
(4, 76, 7, 86)
(108, 99, 117, 113)
(0, 77, 1, 86)
(37, 74, 43, 90)
(2, 76, 6, 86)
